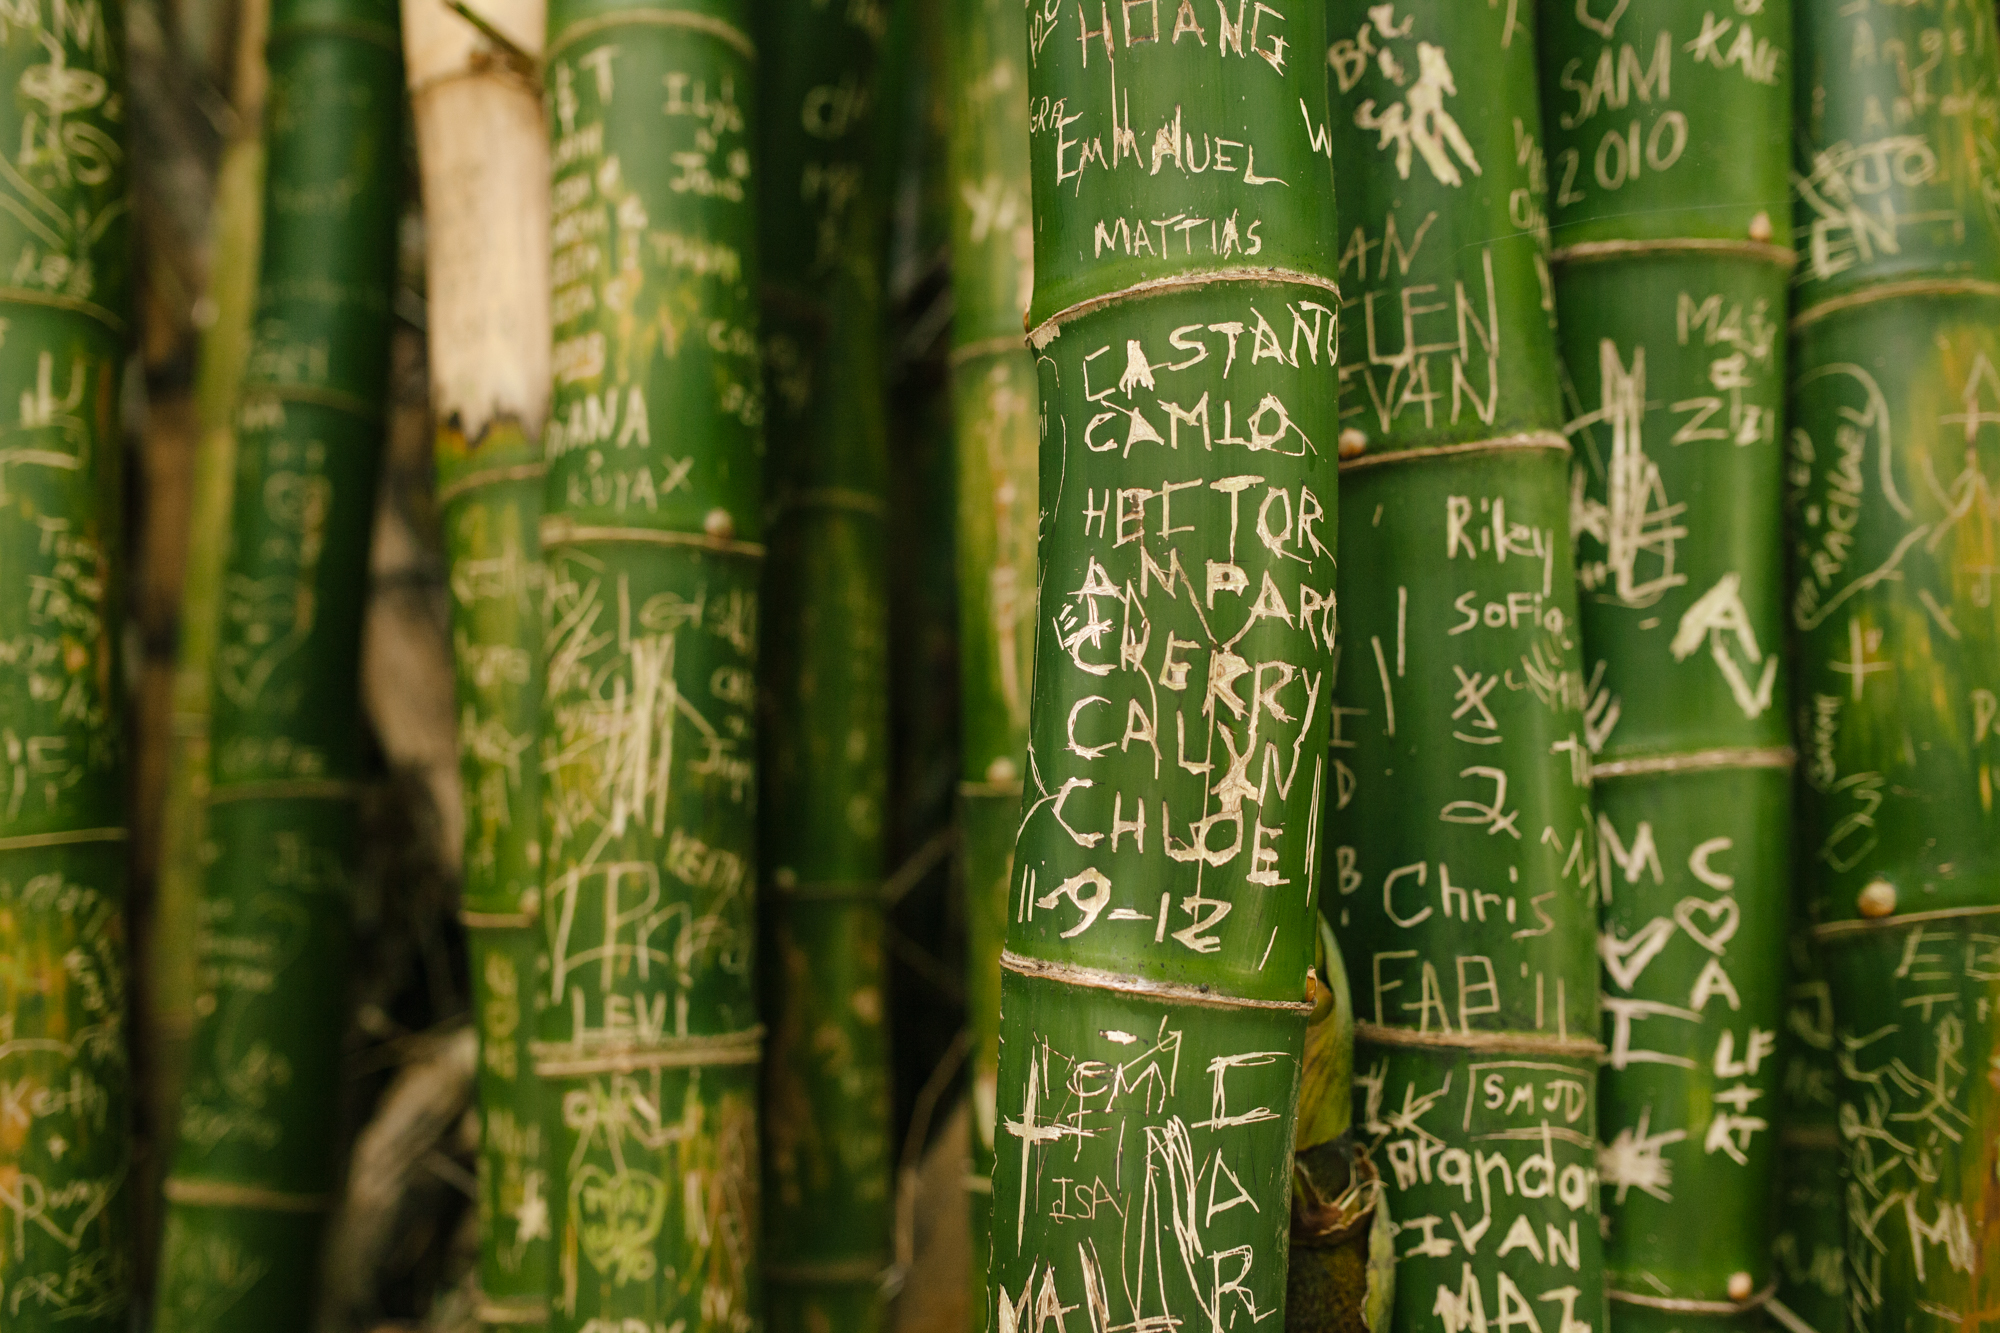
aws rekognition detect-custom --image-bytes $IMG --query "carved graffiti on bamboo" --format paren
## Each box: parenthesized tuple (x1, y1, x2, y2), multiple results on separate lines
(541, 558, 755, 1041)
(216, 430, 331, 720)
(1594, 814, 1775, 1204)
(1795, 4, 2000, 285)
(547, 45, 761, 436)
(1329, 6, 1481, 188)
(0, 0, 124, 304)
(1336, 208, 1505, 433)
(995, 1020, 1291, 1331)
(1835, 926, 2000, 1318)
(1354, 1056, 1601, 1326)
(1013, 301, 1335, 967)
(1791, 352, 2000, 669)
(558, 1069, 755, 1321)
(1571, 308, 1782, 731)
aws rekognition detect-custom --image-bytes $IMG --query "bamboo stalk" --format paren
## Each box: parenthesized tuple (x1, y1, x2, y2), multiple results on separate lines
(151, 0, 404, 1323)
(1785, 3, 2000, 1325)
(0, 0, 136, 1324)
(151, 0, 271, 1179)
(941, 0, 1035, 1322)
(402, 0, 552, 1326)
(1320, 3, 1604, 1331)
(1537, 3, 1796, 1329)
(533, 1, 765, 1328)
(989, 5, 1342, 1324)
(754, 4, 897, 1328)
(1772, 931, 1842, 1329)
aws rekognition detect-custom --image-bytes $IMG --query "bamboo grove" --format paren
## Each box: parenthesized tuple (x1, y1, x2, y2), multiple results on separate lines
(4, 0, 1999, 1328)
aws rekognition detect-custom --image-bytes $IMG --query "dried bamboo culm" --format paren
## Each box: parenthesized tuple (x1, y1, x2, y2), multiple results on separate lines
(402, 0, 553, 1326)
(755, 2, 897, 1327)
(533, 0, 766, 1327)
(1786, 2, 2000, 1328)
(941, 0, 1035, 1321)
(989, 5, 1343, 1325)
(0, 0, 137, 1324)
(152, 0, 403, 1323)
(1321, 1, 1604, 1330)
(1537, 4, 1797, 1332)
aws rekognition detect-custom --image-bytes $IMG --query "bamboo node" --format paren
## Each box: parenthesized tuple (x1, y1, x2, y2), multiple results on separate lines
(1337, 428, 1368, 459)
(1337, 431, 1570, 473)
(1026, 266, 1343, 349)
(1354, 1020, 1603, 1058)
(161, 1176, 331, 1213)
(531, 1026, 764, 1076)
(1608, 1280, 1777, 1315)
(1001, 950, 1315, 1014)
(0, 826, 126, 853)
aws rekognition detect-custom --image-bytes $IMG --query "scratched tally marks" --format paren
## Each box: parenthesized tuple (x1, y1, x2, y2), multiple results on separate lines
(1791, 0, 2000, 306)
(153, 0, 401, 1327)
(996, 0, 1340, 1324)
(1324, 0, 1563, 457)
(1787, 289, 2000, 1333)
(0, 1, 132, 1321)
(537, 4, 763, 1330)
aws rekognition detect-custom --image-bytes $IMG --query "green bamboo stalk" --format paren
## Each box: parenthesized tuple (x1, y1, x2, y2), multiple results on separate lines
(1787, 2, 2000, 1324)
(942, 0, 1036, 1323)
(1321, 5, 1603, 1333)
(151, 0, 271, 1180)
(755, 4, 896, 1328)
(0, 0, 135, 1324)
(151, 0, 403, 1324)
(1772, 931, 1842, 1329)
(532, 2, 765, 1329)
(989, 4, 1341, 1324)
(403, 0, 552, 1325)
(1537, 3, 1796, 1329)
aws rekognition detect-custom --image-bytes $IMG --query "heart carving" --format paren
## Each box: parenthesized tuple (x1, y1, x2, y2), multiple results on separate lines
(1600, 917, 1675, 990)
(1576, 0, 1629, 38)
(572, 1164, 667, 1284)
(1674, 895, 1740, 956)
